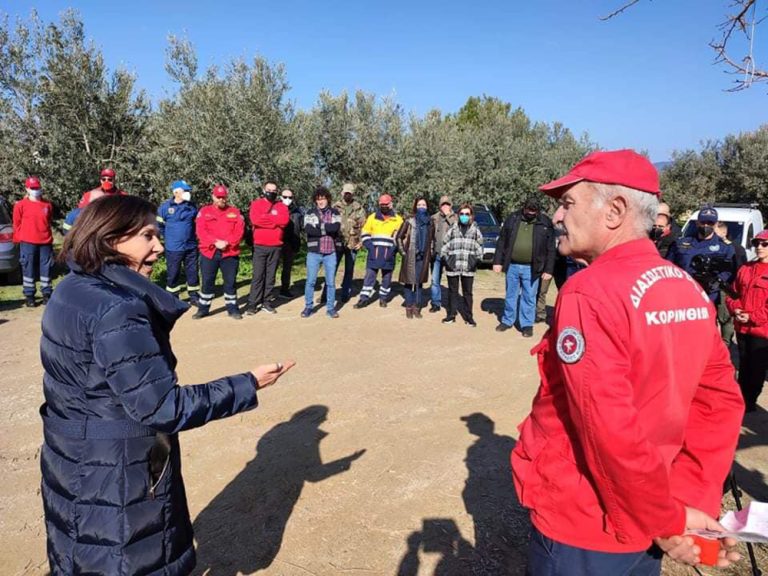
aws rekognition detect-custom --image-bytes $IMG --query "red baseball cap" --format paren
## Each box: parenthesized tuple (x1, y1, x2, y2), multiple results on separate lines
(379, 194, 393, 205)
(100, 168, 116, 178)
(25, 176, 41, 189)
(755, 229, 768, 241)
(212, 184, 229, 198)
(539, 149, 660, 197)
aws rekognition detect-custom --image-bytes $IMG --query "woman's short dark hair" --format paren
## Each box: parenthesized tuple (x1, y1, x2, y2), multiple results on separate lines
(411, 196, 429, 214)
(313, 186, 332, 203)
(59, 195, 157, 273)
(458, 203, 474, 216)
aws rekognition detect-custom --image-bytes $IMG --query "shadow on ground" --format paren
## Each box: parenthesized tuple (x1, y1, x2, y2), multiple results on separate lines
(397, 412, 529, 575)
(192, 405, 365, 575)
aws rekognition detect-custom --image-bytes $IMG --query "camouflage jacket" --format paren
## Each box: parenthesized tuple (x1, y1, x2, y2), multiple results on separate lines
(333, 199, 367, 249)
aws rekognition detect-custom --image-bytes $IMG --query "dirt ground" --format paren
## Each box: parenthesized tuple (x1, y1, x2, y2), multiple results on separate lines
(1, 271, 766, 575)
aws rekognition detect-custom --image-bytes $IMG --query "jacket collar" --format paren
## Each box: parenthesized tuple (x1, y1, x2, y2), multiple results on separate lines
(591, 238, 658, 266)
(70, 261, 189, 325)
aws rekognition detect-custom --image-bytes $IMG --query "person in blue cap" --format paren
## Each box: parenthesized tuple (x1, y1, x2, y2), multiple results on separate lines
(666, 206, 736, 308)
(157, 180, 200, 305)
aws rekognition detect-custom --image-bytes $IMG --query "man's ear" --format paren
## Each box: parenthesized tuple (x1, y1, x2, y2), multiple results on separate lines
(605, 194, 629, 230)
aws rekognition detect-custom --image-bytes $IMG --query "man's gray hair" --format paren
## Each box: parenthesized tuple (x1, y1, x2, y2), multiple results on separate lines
(590, 183, 658, 235)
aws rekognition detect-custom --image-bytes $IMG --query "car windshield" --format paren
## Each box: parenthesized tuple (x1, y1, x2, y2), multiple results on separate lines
(682, 220, 744, 245)
(474, 212, 497, 227)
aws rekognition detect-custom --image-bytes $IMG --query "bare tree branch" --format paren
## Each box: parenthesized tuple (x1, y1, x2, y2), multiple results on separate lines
(600, 0, 644, 21)
(603, 0, 767, 91)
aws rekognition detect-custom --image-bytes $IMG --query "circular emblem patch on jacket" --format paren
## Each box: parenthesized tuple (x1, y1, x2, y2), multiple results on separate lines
(557, 327, 585, 364)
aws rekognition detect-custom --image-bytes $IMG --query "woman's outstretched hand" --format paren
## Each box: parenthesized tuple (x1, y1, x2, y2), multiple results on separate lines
(251, 361, 296, 390)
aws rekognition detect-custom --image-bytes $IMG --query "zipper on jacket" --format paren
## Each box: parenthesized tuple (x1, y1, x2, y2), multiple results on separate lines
(149, 456, 170, 500)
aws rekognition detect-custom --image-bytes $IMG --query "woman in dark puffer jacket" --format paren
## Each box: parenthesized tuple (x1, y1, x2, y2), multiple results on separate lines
(40, 196, 294, 575)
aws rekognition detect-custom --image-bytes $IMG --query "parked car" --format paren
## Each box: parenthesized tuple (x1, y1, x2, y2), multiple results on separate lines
(681, 203, 765, 261)
(471, 204, 500, 263)
(0, 196, 20, 281)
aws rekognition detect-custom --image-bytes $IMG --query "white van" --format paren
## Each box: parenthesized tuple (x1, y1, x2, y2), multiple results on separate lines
(681, 204, 765, 261)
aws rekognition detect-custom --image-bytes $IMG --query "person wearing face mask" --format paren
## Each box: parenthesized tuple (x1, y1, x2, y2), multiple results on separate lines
(157, 180, 200, 306)
(78, 168, 127, 208)
(13, 176, 54, 307)
(40, 194, 295, 576)
(650, 203, 678, 259)
(194, 185, 245, 320)
(354, 194, 404, 309)
(666, 206, 736, 306)
(440, 204, 484, 326)
(277, 188, 303, 298)
(396, 197, 435, 318)
(246, 181, 289, 315)
(493, 197, 556, 337)
(727, 230, 768, 413)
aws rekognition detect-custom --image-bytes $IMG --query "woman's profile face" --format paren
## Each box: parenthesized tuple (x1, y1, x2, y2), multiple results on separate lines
(114, 217, 164, 278)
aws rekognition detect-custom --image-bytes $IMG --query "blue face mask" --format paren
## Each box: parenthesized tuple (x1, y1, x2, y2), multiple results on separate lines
(416, 207, 427, 214)
(459, 214, 470, 225)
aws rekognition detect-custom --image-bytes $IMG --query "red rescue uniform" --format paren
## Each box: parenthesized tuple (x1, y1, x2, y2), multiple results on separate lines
(77, 188, 127, 208)
(13, 197, 53, 244)
(512, 238, 743, 553)
(195, 204, 245, 259)
(249, 198, 289, 247)
(727, 262, 768, 340)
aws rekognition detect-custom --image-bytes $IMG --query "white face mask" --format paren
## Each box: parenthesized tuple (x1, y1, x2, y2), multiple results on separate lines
(282, 197, 293, 207)
(181, 191, 192, 202)
(27, 188, 42, 199)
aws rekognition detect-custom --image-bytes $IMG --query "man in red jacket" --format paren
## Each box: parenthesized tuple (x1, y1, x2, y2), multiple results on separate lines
(193, 185, 245, 320)
(78, 168, 127, 207)
(13, 176, 54, 307)
(513, 150, 744, 575)
(245, 180, 289, 315)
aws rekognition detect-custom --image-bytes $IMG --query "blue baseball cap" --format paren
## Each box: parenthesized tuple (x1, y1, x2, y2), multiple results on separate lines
(170, 180, 192, 192)
(697, 206, 718, 223)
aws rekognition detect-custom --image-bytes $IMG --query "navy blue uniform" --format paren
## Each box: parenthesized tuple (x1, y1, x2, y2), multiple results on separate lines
(666, 234, 736, 303)
(157, 199, 200, 302)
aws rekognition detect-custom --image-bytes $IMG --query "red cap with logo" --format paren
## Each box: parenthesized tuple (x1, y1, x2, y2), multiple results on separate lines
(212, 184, 229, 198)
(539, 149, 660, 198)
(25, 176, 41, 189)
(378, 194, 393, 205)
(100, 168, 116, 178)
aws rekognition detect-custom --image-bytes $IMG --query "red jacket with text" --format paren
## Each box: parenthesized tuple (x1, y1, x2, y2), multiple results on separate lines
(249, 198, 289, 247)
(726, 261, 768, 340)
(13, 197, 53, 244)
(512, 239, 743, 553)
(195, 204, 245, 259)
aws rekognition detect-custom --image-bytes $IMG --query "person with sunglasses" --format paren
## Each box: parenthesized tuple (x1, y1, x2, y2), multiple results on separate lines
(440, 204, 483, 326)
(78, 168, 127, 208)
(277, 188, 303, 298)
(726, 230, 768, 413)
(649, 202, 678, 258)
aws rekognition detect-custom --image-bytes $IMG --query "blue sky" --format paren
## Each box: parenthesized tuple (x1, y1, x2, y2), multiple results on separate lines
(5, 0, 767, 161)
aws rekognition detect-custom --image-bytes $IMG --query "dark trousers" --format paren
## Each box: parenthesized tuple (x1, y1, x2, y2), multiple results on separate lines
(199, 251, 239, 312)
(165, 249, 200, 300)
(536, 276, 552, 321)
(279, 244, 297, 292)
(358, 267, 393, 302)
(337, 247, 358, 301)
(737, 333, 768, 409)
(526, 526, 661, 576)
(446, 274, 474, 321)
(20, 242, 53, 297)
(249, 245, 281, 307)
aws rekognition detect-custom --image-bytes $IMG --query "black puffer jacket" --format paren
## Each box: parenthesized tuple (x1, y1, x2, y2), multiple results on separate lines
(40, 263, 258, 575)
